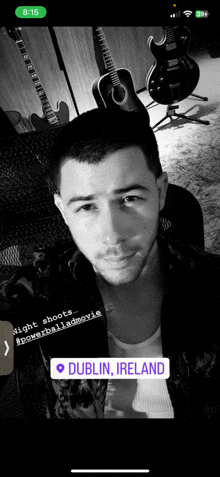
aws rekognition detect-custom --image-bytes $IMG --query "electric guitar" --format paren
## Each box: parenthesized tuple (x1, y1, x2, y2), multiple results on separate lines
(6, 26, 69, 130)
(92, 26, 150, 123)
(146, 26, 200, 104)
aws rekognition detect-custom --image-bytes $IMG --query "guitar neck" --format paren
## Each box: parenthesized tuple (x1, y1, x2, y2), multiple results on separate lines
(15, 38, 58, 124)
(95, 27, 121, 87)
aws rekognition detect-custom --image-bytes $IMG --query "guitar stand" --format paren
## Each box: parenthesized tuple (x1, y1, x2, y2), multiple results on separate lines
(152, 104, 210, 130)
(190, 93, 208, 101)
(146, 93, 208, 110)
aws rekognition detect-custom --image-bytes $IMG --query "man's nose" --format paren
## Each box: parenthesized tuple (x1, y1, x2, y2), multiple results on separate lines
(100, 208, 128, 246)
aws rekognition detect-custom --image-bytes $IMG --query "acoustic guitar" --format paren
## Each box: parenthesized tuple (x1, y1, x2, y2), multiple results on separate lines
(6, 26, 69, 131)
(146, 26, 200, 104)
(92, 26, 150, 122)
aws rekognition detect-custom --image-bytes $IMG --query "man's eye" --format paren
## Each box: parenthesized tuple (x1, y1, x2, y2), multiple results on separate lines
(122, 196, 141, 204)
(77, 204, 97, 212)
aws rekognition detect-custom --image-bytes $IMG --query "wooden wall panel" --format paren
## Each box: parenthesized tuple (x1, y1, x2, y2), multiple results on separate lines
(0, 26, 77, 132)
(0, 26, 163, 127)
(54, 27, 100, 114)
(53, 26, 163, 114)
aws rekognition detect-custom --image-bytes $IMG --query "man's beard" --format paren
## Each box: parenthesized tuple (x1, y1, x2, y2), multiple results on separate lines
(94, 238, 158, 286)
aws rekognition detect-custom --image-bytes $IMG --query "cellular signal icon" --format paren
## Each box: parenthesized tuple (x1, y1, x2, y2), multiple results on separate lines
(170, 10, 181, 17)
(183, 10, 193, 17)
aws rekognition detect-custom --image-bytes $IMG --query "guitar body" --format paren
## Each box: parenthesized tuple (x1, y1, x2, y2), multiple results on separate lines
(30, 101, 70, 131)
(20, 117, 35, 132)
(92, 68, 149, 123)
(4, 111, 33, 134)
(146, 26, 200, 104)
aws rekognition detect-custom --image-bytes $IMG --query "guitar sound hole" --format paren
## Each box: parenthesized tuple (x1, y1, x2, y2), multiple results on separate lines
(113, 85, 126, 102)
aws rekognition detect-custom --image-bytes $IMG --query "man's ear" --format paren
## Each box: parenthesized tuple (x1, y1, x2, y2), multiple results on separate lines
(156, 172, 169, 211)
(54, 193, 68, 226)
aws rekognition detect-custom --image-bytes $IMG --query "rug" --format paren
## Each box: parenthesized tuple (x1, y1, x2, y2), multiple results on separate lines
(140, 52, 220, 254)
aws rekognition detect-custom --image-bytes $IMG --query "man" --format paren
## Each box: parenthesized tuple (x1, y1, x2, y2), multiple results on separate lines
(0, 108, 220, 418)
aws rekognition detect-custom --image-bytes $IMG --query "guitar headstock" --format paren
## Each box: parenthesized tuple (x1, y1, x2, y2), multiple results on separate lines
(5, 27, 22, 42)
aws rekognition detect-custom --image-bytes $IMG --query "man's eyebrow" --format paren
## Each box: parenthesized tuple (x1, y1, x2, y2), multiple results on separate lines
(67, 195, 95, 206)
(113, 184, 149, 194)
(66, 185, 149, 206)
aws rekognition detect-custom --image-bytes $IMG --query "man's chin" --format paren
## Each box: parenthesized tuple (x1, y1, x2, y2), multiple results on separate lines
(95, 265, 143, 286)
(93, 240, 158, 285)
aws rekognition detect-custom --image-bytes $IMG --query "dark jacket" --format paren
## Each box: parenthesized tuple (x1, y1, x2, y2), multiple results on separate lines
(0, 236, 220, 419)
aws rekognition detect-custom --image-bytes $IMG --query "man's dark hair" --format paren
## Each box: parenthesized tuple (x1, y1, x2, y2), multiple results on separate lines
(48, 108, 163, 192)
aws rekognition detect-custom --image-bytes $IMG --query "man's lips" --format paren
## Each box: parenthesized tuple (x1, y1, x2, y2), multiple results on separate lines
(102, 253, 136, 264)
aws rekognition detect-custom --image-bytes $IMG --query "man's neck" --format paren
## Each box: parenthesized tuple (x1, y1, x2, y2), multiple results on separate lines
(96, 242, 169, 343)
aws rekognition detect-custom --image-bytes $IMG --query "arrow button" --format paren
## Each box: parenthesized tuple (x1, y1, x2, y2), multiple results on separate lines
(0, 321, 14, 375)
(4, 340, 9, 356)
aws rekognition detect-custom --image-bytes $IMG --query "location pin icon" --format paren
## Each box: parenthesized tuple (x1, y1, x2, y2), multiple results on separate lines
(57, 363, 65, 373)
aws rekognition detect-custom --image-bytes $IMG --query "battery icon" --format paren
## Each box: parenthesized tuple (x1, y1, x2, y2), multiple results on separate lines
(195, 10, 209, 17)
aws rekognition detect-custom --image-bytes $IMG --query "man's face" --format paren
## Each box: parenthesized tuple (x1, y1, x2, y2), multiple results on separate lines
(54, 146, 168, 286)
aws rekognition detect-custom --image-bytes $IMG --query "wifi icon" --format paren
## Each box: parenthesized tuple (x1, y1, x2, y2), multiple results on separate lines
(183, 10, 193, 17)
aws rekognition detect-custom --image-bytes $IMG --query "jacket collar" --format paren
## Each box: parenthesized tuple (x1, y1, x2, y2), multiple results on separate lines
(67, 248, 96, 285)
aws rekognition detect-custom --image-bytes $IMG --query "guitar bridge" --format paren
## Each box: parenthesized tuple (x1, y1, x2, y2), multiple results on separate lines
(167, 66, 180, 72)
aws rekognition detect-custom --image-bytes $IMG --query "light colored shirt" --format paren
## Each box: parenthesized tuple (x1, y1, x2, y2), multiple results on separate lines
(104, 326, 174, 418)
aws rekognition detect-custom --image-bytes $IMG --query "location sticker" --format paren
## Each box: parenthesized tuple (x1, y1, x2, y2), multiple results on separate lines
(57, 363, 65, 373)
